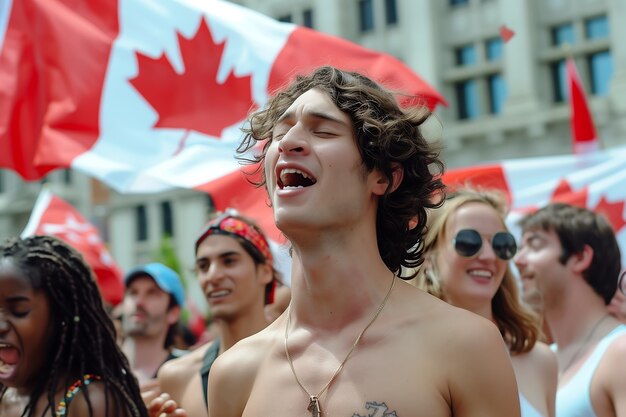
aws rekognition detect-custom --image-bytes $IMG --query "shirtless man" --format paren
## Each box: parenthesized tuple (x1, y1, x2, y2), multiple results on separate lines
(155, 213, 277, 417)
(208, 66, 521, 417)
(515, 203, 626, 417)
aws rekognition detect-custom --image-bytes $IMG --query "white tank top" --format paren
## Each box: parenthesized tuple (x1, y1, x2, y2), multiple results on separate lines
(556, 324, 626, 417)
(520, 392, 546, 417)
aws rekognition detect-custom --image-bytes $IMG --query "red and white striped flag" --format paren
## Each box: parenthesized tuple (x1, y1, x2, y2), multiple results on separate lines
(21, 188, 124, 306)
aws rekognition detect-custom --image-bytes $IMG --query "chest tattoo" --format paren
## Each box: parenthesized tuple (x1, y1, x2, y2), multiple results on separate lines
(352, 401, 398, 417)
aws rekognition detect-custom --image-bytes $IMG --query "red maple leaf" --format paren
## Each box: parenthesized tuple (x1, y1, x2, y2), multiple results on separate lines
(550, 179, 588, 208)
(550, 180, 626, 233)
(592, 196, 626, 233)
(129, 17, 254, 140)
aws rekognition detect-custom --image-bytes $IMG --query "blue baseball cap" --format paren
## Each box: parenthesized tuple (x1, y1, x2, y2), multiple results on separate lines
(124, 263, 185, 308)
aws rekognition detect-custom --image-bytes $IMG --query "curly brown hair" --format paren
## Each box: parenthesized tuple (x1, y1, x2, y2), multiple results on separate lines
(237, 66, 445, 277)
(414, 188, 541, 354)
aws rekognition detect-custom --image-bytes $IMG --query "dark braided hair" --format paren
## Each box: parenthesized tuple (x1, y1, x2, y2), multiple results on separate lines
(0, 235, 148, 417)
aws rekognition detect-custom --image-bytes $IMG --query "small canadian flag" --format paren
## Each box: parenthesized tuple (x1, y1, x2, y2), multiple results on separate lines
(21, 188, 124, 306)
(566, 57, 599, 155)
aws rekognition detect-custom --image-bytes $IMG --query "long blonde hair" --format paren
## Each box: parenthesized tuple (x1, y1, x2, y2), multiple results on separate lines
(415, 188, 540, 354)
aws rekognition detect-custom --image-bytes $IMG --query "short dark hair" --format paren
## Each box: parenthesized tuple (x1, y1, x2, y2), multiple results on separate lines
(238, 66, 445, 277)
(519, 203, 621, 304)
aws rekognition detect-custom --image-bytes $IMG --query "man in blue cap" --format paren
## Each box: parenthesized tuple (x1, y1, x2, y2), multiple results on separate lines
(121, 262, 186, 387)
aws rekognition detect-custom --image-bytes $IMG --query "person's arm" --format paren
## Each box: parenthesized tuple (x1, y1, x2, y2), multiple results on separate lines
(207, 348, 255, 417)
(156, 355, 189, 405)
(448, 317, 521, 417)
(64, 382, 129, 417)
(606, 335, 626, 416)
(64, 382, 187, 417)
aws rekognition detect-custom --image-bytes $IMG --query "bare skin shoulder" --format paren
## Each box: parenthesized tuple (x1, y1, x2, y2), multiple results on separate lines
(210, 284, 520, 417)
(208, 323, 280, 417)
(157, 344, 208, 400)
(511, 341, 557, 417)
(412, 288, 521, 417)
(63, 381, 120, 417)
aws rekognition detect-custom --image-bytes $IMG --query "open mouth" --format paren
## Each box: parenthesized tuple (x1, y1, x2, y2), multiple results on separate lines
(468, 269, 493, 280)
(208, 289, 232, 300)
(0, 343, 19, 379)
(278, 168, 317, 189)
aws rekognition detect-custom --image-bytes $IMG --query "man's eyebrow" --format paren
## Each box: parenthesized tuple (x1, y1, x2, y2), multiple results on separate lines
(196, 251, 241, 263)
(276, 110, 347, 126)
(218, 251, 240, 258)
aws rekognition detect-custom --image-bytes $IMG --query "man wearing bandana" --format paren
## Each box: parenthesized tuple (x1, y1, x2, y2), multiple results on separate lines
(152, 212, 281, 417)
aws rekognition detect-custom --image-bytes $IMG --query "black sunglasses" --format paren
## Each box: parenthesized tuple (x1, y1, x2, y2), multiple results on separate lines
(452, 229, 517, 261)
(619, 271, 626, 296)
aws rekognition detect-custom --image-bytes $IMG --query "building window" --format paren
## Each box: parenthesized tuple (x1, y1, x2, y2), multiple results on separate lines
(551, 23, 575, 46)
(303, 9, 314, 28)
(547, 17, 612, 102)
(455, 80, 480, 120)
(585, 16, 609, 39)
(488, 74, 507, 114)
(587, 51, 613, 95)
(486, 38, 503, 61)
(385, 0, 398, 25)
(450, 0, 469, 5)
(161, 201, 173, 236)
(277, 14, 292, 23)
(550, 59, 567, 102)
(449, 39, 506, 119)
(136, 205, 148, 242)
(359, 0, 374, 32)
(455, 45, 476, 66)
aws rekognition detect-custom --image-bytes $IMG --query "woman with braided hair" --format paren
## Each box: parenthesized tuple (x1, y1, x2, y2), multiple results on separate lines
(0, 235, 149, 417)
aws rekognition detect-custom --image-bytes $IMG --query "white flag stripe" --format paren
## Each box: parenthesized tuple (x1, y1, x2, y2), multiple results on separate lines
(73, 0, 294, 193)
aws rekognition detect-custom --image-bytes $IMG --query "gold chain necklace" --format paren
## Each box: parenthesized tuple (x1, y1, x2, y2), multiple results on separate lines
(561, 313, 610, 374)
(284, 275, 395, 417)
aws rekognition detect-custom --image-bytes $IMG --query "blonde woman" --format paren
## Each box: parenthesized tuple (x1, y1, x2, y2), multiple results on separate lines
(415, 188, 557, 417)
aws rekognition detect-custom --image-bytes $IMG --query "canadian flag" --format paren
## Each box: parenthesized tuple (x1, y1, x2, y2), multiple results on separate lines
(444, 145, 626, 266)
(20, 188, 124, 306)
(0, 0, 445, 192)
(566, 57, 599, 155)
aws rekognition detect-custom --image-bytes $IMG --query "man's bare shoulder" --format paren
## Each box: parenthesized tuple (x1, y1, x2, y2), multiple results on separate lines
(208, 322, 283, 417)
(400, 282, 503, 344)
(158, 341, 213, 382)
(213, 320, 281, 372)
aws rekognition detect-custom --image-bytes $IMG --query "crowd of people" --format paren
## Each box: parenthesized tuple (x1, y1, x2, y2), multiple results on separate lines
(1, 66, 625, 417)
